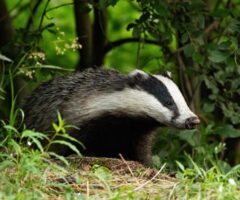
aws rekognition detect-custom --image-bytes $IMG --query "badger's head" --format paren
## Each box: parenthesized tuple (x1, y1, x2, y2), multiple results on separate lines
(74, 69, 200, 130)
(127, 70, 200, 129)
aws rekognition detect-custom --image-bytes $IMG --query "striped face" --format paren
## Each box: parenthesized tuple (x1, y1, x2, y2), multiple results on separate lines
(64, 70, 200, 130)
(127, 70, 200, 129)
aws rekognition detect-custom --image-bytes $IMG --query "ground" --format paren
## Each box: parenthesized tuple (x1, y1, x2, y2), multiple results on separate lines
(47, 155, 178, 199)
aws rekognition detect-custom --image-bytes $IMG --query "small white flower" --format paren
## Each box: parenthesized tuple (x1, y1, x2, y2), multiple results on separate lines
(228, 178, 236, 185)
(27, 141, 32, 146)
(218, 185, 223, 192)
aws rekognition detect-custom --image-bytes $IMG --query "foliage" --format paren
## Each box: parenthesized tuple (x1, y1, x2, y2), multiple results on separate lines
(0, 113, 79, 199)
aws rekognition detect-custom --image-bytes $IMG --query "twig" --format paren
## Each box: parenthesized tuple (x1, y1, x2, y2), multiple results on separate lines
(167, 182, 178, 200)
(26, 0, 43, 29)
(119, 154, 140, 184)
(134, 163, 166, 191)
(38, 0, 50, 30)
(86, 179, 89, 200)
(119, 154, 135, 177)
(46, 2, 74, 12)
(104, 38, 166, 54)
(204, 21, 219, 33)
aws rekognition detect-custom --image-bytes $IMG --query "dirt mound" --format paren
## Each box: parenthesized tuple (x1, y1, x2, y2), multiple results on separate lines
(48, 155, 178, 199)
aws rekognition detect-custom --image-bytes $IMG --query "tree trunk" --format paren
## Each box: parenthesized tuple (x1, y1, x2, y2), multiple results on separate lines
(92, 7, 107, 66)
(74, 0, 108, 70)
(74, 0, 93, 71)
(0, 0, 14, 50)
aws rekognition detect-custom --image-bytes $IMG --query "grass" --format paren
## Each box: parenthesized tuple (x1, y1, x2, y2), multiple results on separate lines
(0, 146, 239, 200)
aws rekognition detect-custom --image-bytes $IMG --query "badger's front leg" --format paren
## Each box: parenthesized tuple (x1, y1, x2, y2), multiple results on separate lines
(133, 132, 156, 166)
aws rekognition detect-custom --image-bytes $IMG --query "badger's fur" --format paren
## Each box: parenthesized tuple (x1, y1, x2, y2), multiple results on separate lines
(22, 67, 200, 165)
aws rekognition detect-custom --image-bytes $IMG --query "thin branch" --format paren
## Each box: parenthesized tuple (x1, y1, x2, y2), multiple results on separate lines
(26, 0, 43, 29)
(119, 154, 140, 184)
(119, 154, 136, 179)
(134, 163, 166, 191)
(104, 38, 165, 54)
(38, 0, 50, 30)
(204, 21, 219, 33)
(46, 2, 74, 13)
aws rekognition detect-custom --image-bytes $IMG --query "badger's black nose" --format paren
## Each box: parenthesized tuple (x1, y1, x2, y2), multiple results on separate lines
(185, 117, 200, 129)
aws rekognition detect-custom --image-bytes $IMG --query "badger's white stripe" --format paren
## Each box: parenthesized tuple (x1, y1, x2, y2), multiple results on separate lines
(154, 75, 197, 124)
(64, 88, 173, 125)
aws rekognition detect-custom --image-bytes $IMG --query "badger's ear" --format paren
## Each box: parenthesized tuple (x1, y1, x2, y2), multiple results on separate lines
(162, 71, 172, 79)
(128, 69, 148, 79)
(128, 69, 149, 86)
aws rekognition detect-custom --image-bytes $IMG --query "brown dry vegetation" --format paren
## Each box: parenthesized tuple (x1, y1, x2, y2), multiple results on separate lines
(47, 155, 178, 199)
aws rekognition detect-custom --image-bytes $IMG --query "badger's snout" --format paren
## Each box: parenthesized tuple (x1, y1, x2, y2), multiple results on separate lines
(185, 117, 200, 129)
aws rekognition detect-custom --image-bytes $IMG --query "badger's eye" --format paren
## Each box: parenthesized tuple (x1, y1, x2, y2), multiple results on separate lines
(165, 101, 173, 106)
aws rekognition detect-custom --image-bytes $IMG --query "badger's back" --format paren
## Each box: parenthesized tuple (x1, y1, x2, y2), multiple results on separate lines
(22, 68, 127, 132)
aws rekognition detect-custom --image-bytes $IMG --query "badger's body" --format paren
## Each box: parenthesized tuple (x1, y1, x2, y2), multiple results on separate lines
(22, 67, 200, 165)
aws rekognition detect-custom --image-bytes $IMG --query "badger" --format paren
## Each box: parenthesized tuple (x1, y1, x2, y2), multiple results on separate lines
(22, 67, 200, 165)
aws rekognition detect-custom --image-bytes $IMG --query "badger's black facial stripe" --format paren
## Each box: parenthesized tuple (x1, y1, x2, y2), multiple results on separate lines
(130, 75, 179, 119)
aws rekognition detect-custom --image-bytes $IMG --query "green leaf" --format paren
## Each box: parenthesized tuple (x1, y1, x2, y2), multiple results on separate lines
(48, 152, 69, 166)
(198, 15, 205, 29)
(214, 125, 240, 138)
(3, 125, 19, 134)
(176, 161, 185, 171)
(218, 40, 232, 50)
(178, 130, 197, 147)
(204, 77, 219, 94)
(193, 51, 204, 64)
(21, 130, 48, 140)
(211, 9, 230, 18)
(208, 50, 229, 63)
(156, 2, 169, 16)
(203, 103, 215, 113)
(0, 160, 15, 171)
(181, 32, 189, 44)
(126, 23, 135, 31)
(59, 133, 84, 148)
(92, 165, 112, 181)
(9, 139, 22, 154)
(51, 140, 81, 155)
(183, 44, 195, 57)
(52, 123, 59, 133)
